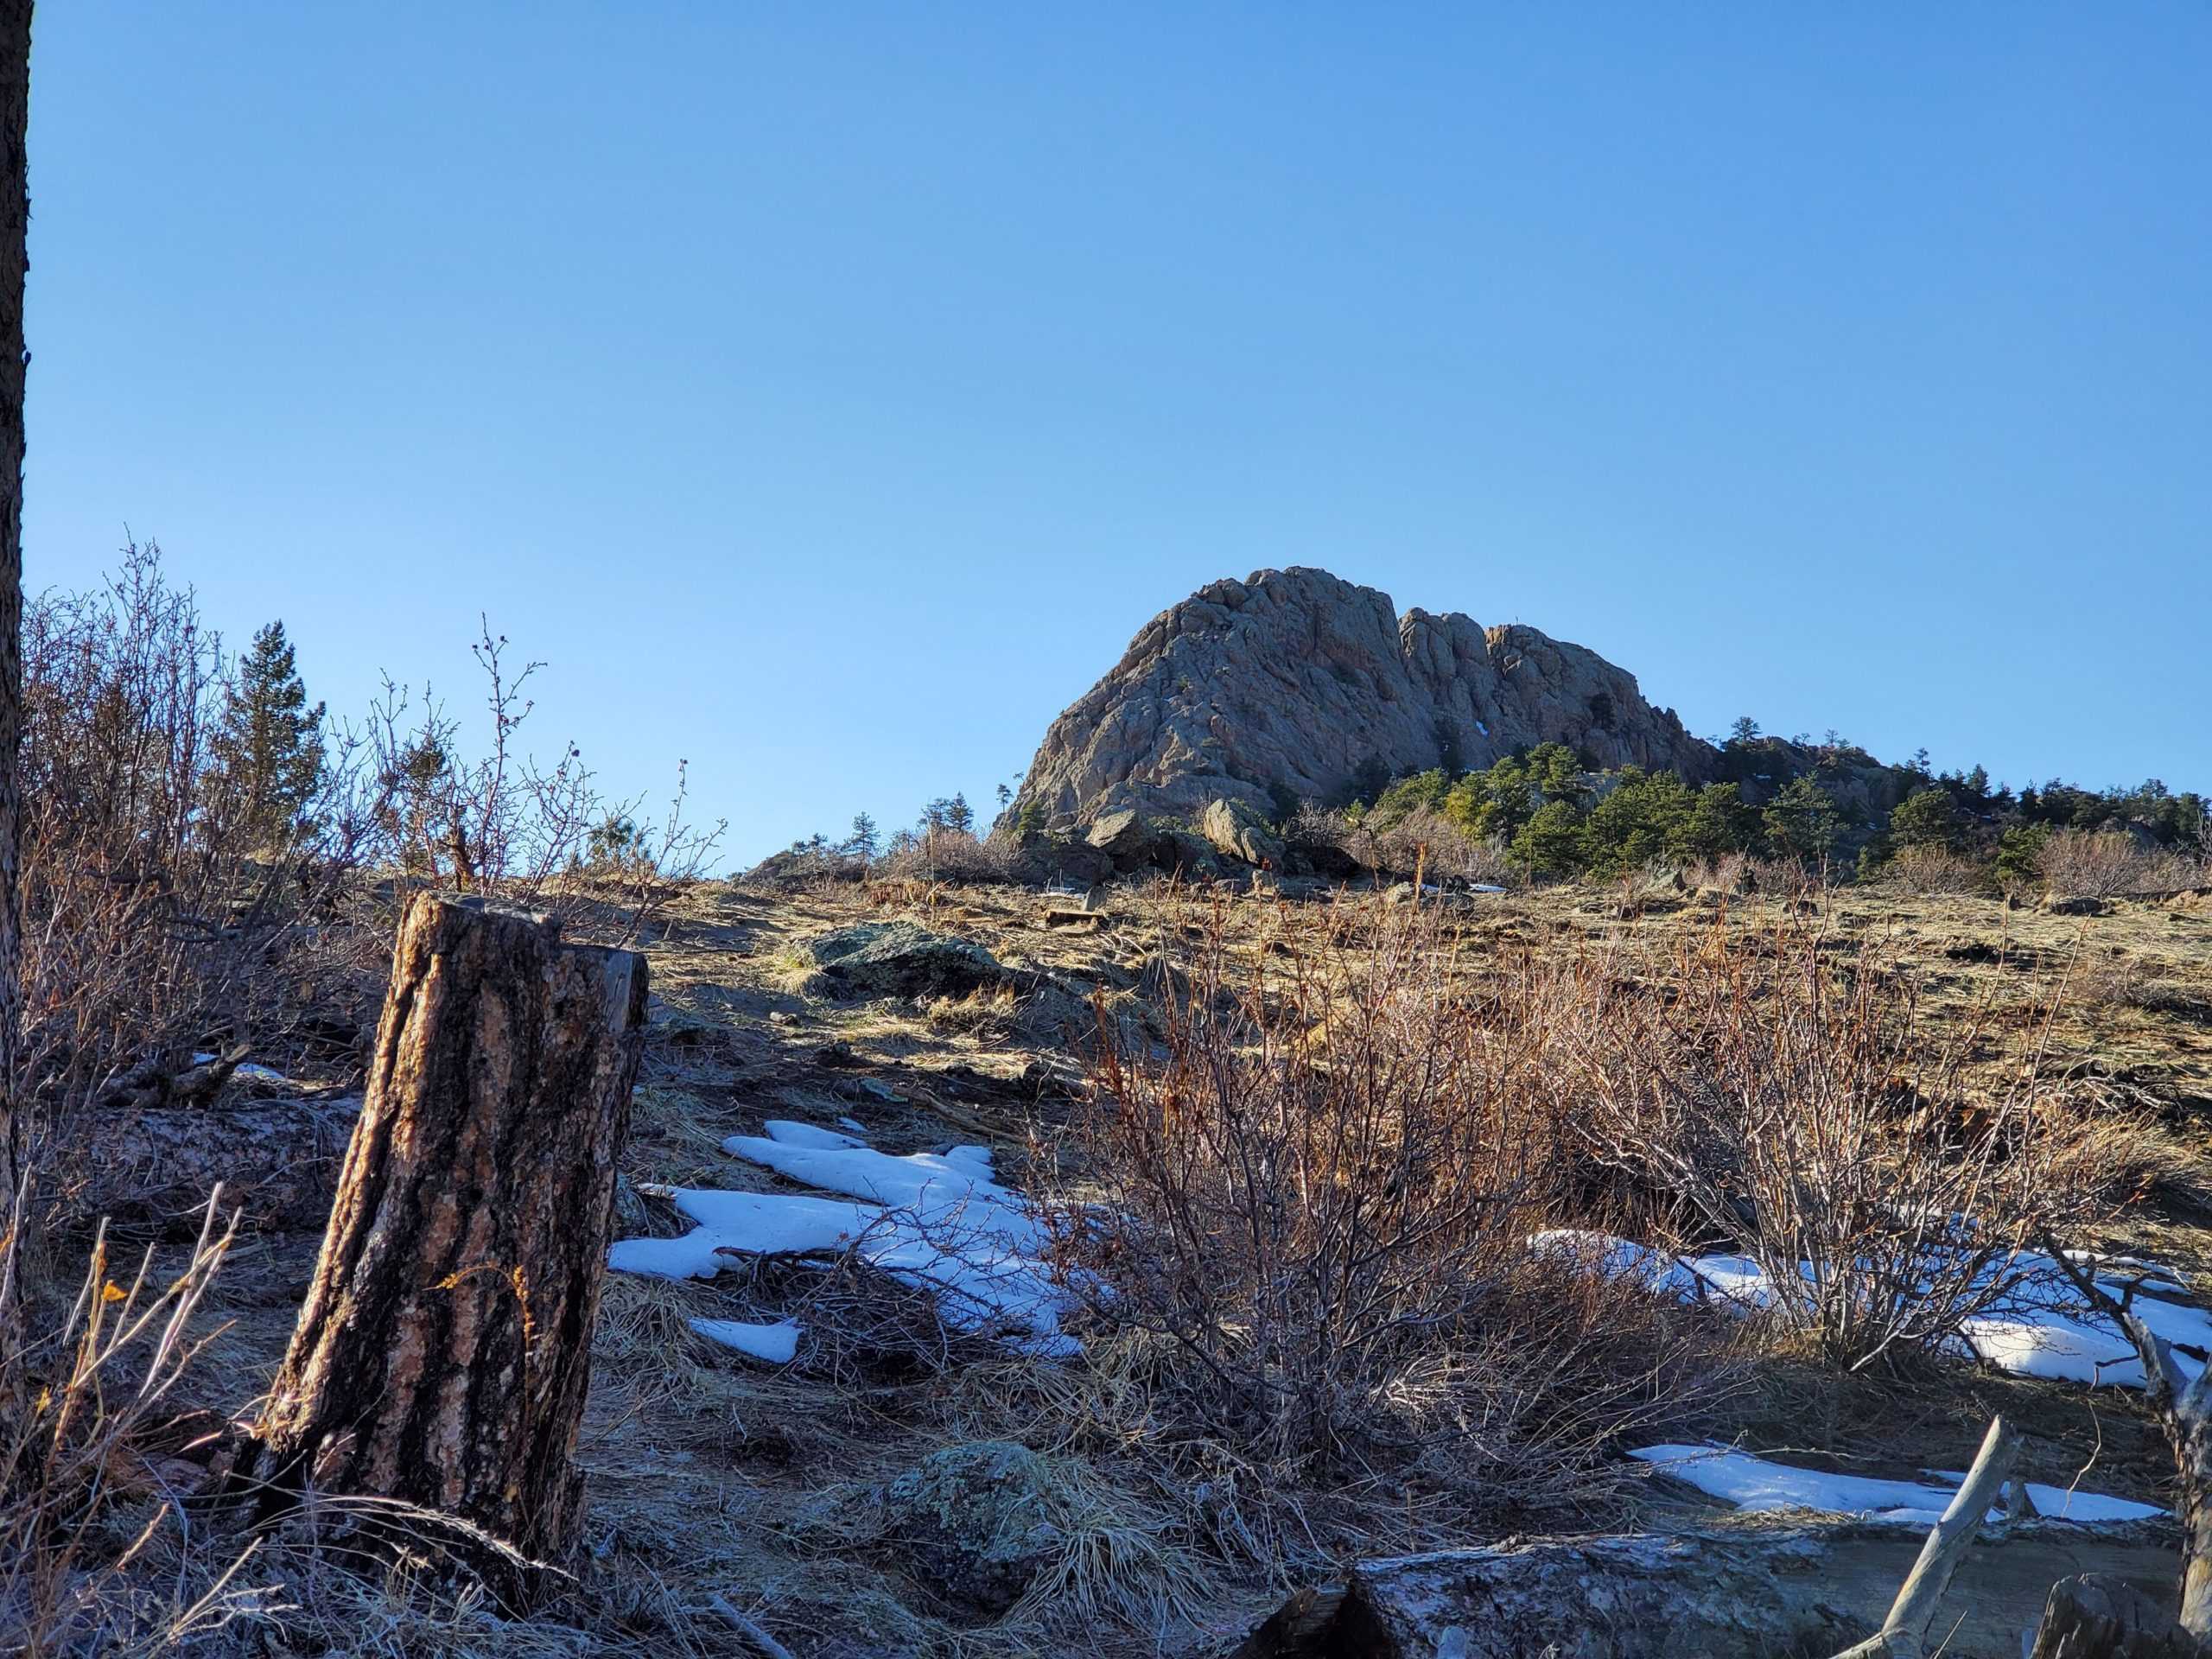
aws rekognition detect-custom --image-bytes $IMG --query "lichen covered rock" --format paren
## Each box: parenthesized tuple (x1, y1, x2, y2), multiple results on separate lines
(877, 1440, 1064, 1618)
(801, 922, 1004, 1001)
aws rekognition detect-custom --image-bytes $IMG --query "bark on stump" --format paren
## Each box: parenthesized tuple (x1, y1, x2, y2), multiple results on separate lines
(251, 894, 647, 1573)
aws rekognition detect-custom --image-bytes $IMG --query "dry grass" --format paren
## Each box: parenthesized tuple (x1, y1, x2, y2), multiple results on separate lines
(4, 861, 2207, 1655)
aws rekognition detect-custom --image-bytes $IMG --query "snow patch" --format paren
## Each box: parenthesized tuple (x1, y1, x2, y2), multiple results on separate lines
(760, 1119, 870, 1150)
(1537, 1230, 2212, 1393)
(690, 1317, 801, 1364)
(612, 1139, 1077, 1357)
(1629, 1444, 2164, 1527)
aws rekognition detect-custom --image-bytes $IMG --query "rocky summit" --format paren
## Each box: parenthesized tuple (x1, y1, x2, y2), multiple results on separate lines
(1007, 567, 1716, 831)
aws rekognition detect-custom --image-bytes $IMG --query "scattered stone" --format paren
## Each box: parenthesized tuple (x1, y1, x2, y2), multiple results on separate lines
(876, 1441, 1065, 1618)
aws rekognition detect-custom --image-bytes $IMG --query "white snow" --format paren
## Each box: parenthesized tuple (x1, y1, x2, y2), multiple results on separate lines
(1629, 1444, 2164, 1527)
(690, 1317, 801, 1364)
(611, 1136, 1079, 1358)
(607, 1185, 877, 1279)
(759, 1119, 870, 1150)
(1536, 1230, 2212, 1394)
(836, 1116, 867, 1135)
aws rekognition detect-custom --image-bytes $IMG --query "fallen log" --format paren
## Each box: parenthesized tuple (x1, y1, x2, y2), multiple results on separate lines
(2028, 1575, 2209, 1657)
(44, 1094, 361, 1234)
(1233, 1521, 2182, 1659)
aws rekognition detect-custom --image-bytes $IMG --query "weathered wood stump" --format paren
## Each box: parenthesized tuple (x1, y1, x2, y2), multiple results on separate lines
(2028, 1575, 2207, 1658)
(1233, 1522, 2184, 1659)
(251, 894, 647, 1572)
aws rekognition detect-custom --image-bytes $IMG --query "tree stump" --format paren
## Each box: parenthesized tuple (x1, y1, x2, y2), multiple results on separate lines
(251, 894, 647, 1572)
(2027, 1575, 2206, 1658)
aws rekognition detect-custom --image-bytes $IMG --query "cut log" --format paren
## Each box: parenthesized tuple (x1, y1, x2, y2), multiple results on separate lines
(1233, 1521, 2183, 1659)
(46, 1094, 360, 1234)
(2027, 1575, 2209, 1658)
(249, 894, 648, 1575)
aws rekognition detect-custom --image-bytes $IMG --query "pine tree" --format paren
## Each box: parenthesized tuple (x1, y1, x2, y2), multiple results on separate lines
(1675, 783, 1760, 861)
(1763, 775, 1840, 864)
(847, 811, 880, 865)
(211, 621, 326, 849)
(1889, 789, 1963, 853)
(1511, 799, 1592, 880)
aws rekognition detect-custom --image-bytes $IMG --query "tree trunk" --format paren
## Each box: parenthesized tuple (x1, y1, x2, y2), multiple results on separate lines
(2027, 1575, 2208, 1659)
(0, 0, 31, 1411)
(251, 894, 647, 1573)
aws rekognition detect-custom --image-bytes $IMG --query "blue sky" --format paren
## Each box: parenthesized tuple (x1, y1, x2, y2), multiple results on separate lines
(25, 4, 2209, 866)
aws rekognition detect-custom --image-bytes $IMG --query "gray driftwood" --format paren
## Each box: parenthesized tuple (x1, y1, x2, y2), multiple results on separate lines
(1233, 1520, 2182, 1659)
(1833, 1414, 2022, 1658)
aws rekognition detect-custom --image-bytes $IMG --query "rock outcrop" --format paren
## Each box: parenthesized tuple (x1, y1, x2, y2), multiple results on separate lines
(1007, 568, 1717, 832)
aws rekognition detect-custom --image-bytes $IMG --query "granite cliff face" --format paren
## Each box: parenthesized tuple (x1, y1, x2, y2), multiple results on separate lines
(1009, 568, 1719, 830)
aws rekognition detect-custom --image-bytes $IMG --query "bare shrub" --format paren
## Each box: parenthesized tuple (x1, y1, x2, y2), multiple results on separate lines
(1345, 805, 1518, 888)
(1563, 918, 2126, 1369)
(15, 547, 389, 1165)
(1071, 893, 1713, 1515)
(1283, 801, 1351, 853)
(1686, 852, 1750, 894)
(1882, 843, 1984, 895)
(365, 620, 722, 943)
(873, 827, 1025, 887)
(2037, 827, 2203, 900)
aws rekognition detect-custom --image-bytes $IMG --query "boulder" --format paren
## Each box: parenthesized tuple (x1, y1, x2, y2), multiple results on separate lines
(876, 1441, 1065, 1618)
(1202, 797, 1287, 868)
(800, 922, 1005, 1001)
(1285, 833, 1363, 880)
(1086, 808, 1148, 861)
(1004, 567, 1717, 832)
